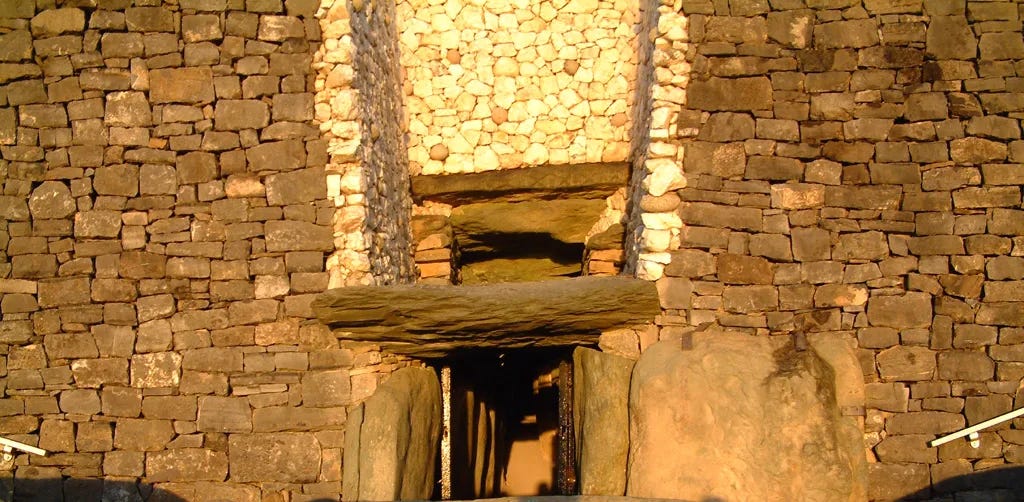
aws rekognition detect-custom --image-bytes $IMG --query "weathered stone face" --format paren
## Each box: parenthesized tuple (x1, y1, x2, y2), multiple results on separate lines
(627, 334, 865, 502)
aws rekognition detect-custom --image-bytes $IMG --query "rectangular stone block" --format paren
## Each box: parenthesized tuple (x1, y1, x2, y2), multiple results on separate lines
(150, 68, 215, 104)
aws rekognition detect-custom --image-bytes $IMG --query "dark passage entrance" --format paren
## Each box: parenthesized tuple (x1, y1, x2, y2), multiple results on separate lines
(433, 348, 576, 499)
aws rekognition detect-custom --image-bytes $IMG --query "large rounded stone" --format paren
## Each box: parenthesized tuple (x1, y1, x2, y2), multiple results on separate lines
(627, 332, 866, 502)
(28, 181, 75, 219)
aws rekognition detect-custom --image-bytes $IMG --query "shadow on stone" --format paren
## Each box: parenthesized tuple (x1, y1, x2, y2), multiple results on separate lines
(2, 475, 185, 502)
(895, 465, 1024, 501)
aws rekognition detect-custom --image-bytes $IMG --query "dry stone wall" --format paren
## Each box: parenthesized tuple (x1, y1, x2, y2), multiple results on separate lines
(633, 0, 1024, 499)
(0, 0, 354, 499)
(398, 0, 640, 176)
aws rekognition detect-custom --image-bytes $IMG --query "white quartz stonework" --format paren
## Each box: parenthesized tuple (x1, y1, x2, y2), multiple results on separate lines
(316, 0, 372, 287)
(398, 0, 641, 175)
(630, 0, 689, 281)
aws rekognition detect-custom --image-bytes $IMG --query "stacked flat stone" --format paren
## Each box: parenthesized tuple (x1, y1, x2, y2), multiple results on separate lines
(630, 0, 1024, 498)
(0, 0, 353, 498)
(398, 0, 638, 175)
(410, 214, 455, 284)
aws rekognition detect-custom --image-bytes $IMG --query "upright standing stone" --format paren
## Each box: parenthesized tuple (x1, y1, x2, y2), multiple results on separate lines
(627, 333, 866, 502)
(573, 347, 633, 496)
(343, 367, 441, 501)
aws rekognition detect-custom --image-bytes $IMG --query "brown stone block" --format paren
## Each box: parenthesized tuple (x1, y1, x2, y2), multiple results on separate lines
(865, 382, 909, 412)
(30, 8, 85, 37)
(176, 151, 218, 184)
(59, 389, 100, 415)
(688, 77, 772, 111)
(717, 254, 773, 285)
(71, 358, 128, 388)
(196, 396, 251, 433)
(149, 68, 214, 104)
(301, 370, 350, 408)
(833, 231, 889, 260)
(874, 434, 937, 464)
(265, 220, 332, 252)
(877, 346, 936, 381)
(250, 406, 346, 433)
(214, 99, 269, 131)
(130, 352, 181, 388)
(937, 350, 994, 380)
(182, 347, 243, 373)
(722, 285, 778, 313)
(868, 293, 933, 328)
(678, 202, 762, 232)
(113, 418, 174, 451)
(825, 185, 901, 210)
(39, 419, 75, 453)
(169, 309, 229, 333)
(37, 277, 89, 308)
(147, 449, 228, 482)
(814, 284, 868, 308)
(229, 433, 319, 483)
(746, 155, 803, 180)
(76, 422, 113, 453)
(101, 387, 142, 418)
(266, 167, 326, 205)
(858, 46, 924, 69)
(886, 411, 964, 435)
(227, 299, 279, 326)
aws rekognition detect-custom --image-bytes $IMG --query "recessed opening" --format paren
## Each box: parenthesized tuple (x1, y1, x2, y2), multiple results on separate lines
(431, 347, 576, 499)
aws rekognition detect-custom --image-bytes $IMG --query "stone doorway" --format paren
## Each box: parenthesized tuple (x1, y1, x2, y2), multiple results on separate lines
(437, 347, 575, 499)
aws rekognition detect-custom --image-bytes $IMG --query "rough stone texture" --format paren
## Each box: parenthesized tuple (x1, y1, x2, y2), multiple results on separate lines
(573, 347, 634, 496)
(343, 367, 441, 501)
(315, 277, 660, 357)
(626, 334, 866, 502)
(3, 0, 1024, 499)
(228, 433, 320, 483)
(396, 2, 637, 175)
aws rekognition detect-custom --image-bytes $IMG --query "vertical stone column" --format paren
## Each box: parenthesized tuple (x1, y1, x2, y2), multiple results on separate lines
(624, 0, 689, 282)
(316, 0, 415, 288)
(316, 0, 371, 287)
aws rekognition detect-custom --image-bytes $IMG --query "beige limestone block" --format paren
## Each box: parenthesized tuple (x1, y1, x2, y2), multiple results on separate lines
(604, 142, 629, 162)
(526, 98, 549, 116)
(642, 229, 672, 253)
(444, 0, 463, 19)
(411, 79, 432, 98)
(641, 212, 682, 231)
(566, 115, 585, 132)
(586, 141, 605, 162)
(474, 146, 500, 171)
(454, 92, 476, 113)
(644, 159, 686, 197)
(523, 143, 549, 165)
(465, 79, 491, 96)
(570, 100, 591, 118)
(638, 259, 665, 281)
(649, 142, 677, 159)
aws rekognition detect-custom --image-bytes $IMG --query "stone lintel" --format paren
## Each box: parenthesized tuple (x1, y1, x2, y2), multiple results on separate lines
(410, 162, 631, 205)
(312, 276, 659, 358)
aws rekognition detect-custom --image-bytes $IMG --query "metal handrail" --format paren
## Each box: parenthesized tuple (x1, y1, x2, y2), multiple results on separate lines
(0, 436, 47, 461)
(928, 407, 1024, 448)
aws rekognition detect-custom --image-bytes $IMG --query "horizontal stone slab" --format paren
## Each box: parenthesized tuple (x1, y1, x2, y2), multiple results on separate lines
(410, 162, 630, 205)
(313, 276, 659, 358)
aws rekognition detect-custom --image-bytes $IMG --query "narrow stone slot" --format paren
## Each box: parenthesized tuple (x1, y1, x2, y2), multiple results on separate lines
(430, 348, 574, 499)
